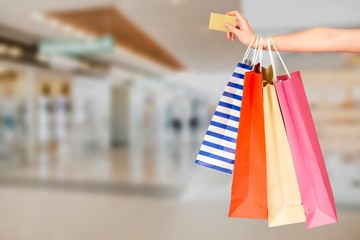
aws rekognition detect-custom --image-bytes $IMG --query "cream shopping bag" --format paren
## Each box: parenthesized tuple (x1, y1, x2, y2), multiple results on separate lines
(263, 37, 305, 227)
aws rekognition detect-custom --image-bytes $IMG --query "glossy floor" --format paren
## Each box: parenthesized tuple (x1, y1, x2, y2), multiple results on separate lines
(0, 145, 359, 239)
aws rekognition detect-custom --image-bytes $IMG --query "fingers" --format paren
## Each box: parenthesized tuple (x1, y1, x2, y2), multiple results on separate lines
(225, 11, 247, 40)
(225, 11, 240, 19)
(225, 23, 241, 37)
(230, 32, 234, 41)
(236, 13, 247, 25)
(226, 32, 235, 41)
(225, 23, 240, 42)
(226, 11, 247, 25)
(224, 10, 255, 45)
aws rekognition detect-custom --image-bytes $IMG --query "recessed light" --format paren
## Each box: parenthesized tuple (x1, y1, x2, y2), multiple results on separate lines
(75, 30, 86, 38)
(84, 33, 95, 40)
(31, 11, 45, 22)
(62, 24, 74, 34)
(8, 47, 23, 58)
(0, 44, 8, 54)
(48, 19, 60, 28)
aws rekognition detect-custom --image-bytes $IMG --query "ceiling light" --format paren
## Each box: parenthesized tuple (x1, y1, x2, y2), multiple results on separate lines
(62, 24, 74, 34)
(48, 19, 60, 28)
(31, 11, 45, 22)
(8, 47, 23, 58)
(85, 34, 95, 40)
(0, 44, 8, 54)
(75, 30, 87, 38)
(76, 31, 95, 40)
(114, 46, 124, 54)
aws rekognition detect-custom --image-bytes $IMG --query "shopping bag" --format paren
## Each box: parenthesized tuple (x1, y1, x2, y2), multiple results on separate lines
(229, 54, 267, 219)
(263, 38, 305, 227)
(195, 36, 258, 174)
(229, 37, 267, 219)
(270, 37, 337, 229)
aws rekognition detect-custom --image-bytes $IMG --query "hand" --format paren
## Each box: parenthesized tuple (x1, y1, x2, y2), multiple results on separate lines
(225, 11, 255, 46)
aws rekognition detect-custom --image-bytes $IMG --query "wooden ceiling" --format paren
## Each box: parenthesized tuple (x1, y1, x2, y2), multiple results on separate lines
(47, 6, 183, 71)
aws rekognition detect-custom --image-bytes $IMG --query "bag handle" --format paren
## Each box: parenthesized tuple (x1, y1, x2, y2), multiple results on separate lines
(252, 36, 264, 70)
(267, 36, 276, 79)
(242, 35, 256, 62)
(267, 36, 291, 81)
(259, 36, 264, 68)
(251, 36, 260, 65)
(242, 35, 259, 65)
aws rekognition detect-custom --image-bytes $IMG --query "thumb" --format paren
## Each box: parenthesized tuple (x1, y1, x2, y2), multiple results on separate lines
(225, 23, 240, 36)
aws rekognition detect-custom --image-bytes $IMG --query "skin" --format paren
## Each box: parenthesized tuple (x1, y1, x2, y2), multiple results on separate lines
(224, 10, 360, 53)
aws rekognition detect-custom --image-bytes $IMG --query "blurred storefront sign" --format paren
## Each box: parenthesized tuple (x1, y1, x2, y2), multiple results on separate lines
(39, 35, 114, 56)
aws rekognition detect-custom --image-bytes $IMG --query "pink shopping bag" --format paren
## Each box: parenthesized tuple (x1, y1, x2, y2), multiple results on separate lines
(275, 71, 337, 229)
(267, 37, 337, 229)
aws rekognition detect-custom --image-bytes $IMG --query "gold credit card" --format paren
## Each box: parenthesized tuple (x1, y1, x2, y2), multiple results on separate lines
(208, 12, 236, 32)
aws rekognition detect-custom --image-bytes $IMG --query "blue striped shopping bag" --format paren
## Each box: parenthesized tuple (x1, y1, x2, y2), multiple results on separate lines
(195, 62, 253, 174)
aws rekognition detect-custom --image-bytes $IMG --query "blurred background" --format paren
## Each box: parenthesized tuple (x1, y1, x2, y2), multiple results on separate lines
(0, 0, 359, 239)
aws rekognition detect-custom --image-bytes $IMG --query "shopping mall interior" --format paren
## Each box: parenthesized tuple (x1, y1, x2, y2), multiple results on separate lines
(0, 0, 359, 239)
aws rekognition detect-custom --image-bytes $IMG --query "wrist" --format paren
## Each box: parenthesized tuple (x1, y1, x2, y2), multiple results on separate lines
(245, 34, 256, 48)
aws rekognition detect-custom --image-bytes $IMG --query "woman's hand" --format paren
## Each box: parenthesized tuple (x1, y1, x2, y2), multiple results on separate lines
(225, 11, 255, 46)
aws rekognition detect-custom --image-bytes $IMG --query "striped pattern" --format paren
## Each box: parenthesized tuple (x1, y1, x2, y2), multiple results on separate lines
(195, 63, 252, 174)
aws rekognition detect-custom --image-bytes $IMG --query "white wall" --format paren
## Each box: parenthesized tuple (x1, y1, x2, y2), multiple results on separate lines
(243, 0, 360, 33)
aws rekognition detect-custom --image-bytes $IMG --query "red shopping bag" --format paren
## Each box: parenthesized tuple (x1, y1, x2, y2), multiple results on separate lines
(229, 64, 267, 219)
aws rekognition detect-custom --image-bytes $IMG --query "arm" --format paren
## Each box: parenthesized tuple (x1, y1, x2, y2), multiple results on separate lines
(225, 11, 360, 53)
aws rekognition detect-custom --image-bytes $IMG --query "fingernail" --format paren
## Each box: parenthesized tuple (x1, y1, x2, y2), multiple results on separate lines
(225, 23, 230, 27)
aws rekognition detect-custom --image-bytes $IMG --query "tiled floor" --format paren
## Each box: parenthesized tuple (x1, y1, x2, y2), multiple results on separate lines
(0, 185, 359, 240)
(0, 146, 359, 239)
(0, 146, 192, 184)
